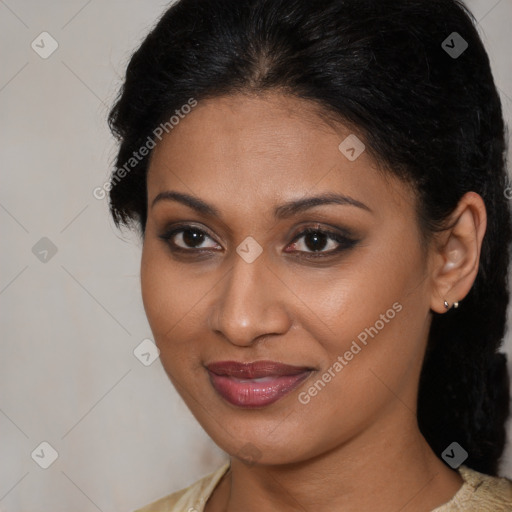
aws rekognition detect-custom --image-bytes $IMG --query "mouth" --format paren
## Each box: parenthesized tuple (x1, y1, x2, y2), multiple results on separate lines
(205, 360, 314, 408)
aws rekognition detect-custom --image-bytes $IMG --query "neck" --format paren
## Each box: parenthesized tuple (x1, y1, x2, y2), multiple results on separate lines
(211, 406, 463, 512)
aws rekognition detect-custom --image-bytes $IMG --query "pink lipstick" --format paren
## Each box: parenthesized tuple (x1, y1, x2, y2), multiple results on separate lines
(206, 360, 312, 408)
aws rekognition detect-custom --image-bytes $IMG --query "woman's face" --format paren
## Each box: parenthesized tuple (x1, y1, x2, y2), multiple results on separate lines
(141, 93, 435, 465)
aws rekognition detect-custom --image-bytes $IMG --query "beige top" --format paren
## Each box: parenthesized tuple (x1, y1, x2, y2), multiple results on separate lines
(134, 462, 512, 511)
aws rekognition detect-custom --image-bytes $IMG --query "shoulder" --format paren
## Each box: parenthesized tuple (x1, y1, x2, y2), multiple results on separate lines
(459, 465, 512, 510)
(133, 462, 230, 512)
(435, 465, 512, 511)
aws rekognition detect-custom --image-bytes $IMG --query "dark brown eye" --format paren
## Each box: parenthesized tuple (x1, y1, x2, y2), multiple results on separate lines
(303, 230, 329, 252)
(181, 228, 206, 248)
(159, 225, 220, 251)
(286, 227, 358, 257)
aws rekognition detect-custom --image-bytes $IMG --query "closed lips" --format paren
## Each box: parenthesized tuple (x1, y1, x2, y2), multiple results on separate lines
(206, 360, 314, 408)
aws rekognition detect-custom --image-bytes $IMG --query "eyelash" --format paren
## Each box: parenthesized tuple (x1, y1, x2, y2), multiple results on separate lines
(158, 223, 358, 259)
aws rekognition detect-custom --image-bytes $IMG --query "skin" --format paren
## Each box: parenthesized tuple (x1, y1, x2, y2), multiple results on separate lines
(141, 92, 487, 512)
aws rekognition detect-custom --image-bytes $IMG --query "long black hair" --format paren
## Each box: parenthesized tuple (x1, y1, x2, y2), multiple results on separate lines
(107, 0, 511, 475)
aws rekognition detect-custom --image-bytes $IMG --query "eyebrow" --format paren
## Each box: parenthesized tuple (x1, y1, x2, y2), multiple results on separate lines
(151, 190, 372, 219)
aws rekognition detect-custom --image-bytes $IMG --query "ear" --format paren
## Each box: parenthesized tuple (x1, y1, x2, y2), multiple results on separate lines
(429, 191, 487, 314)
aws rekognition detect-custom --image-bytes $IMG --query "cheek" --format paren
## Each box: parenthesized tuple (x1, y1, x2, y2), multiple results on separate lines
(140, 243, 189, 353)
(140, 241, 210, 376)
(283, 250, 408, 349)
(140, 245, 168, 335)
(294, 240, 428, 389)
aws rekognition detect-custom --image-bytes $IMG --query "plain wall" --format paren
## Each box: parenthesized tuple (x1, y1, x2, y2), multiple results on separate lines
(0, 0, 511, 510)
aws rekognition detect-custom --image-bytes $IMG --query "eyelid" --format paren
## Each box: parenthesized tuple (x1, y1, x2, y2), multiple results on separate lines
(288, 222, 356, 243)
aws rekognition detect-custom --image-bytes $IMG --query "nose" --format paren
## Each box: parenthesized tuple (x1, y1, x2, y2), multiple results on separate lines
(208, 255, 292, 347)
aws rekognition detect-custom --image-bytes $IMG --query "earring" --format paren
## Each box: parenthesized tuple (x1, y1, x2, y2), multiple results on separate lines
(444, 299, 459, 310)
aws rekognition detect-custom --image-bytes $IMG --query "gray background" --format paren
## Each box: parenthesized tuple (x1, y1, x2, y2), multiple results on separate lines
(1, 1, 511, 511)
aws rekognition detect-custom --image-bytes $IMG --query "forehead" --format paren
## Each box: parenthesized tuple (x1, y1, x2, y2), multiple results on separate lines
(147, 93, 415, 220)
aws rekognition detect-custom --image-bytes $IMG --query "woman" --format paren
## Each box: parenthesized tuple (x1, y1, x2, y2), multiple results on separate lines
(107, 0, 512, 510)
